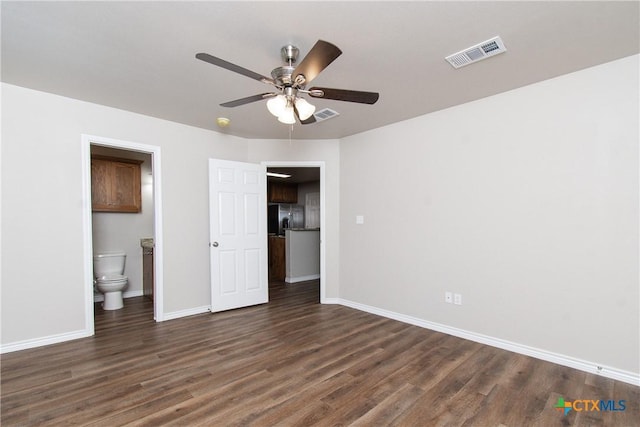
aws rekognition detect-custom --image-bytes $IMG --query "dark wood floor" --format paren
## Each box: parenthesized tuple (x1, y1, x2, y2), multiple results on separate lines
(2, 280, 638, 426)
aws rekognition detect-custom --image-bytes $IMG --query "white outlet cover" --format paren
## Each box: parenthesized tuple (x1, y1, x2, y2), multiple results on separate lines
(356, 215, 364, 224)
(454, 293, 462, 305)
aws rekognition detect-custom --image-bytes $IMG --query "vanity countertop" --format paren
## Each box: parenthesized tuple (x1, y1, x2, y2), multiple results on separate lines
(140, 238, 154, 249)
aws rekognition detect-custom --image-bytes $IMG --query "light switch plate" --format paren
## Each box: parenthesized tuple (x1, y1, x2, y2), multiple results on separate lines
(356, 215, 364, 224)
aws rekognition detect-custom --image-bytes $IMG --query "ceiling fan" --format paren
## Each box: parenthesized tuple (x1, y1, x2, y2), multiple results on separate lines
(196, 40, 379, 125)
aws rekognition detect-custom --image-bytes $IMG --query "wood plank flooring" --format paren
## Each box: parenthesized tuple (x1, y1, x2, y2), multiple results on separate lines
(2, 280, 638, 426)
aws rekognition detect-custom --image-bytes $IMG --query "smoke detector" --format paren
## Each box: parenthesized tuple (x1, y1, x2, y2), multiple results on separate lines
(445, 36, 507, 69)
(216, 117, 231, 128)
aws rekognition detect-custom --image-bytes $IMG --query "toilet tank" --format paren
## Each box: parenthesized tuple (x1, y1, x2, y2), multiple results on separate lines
(93, 252, 126, 277)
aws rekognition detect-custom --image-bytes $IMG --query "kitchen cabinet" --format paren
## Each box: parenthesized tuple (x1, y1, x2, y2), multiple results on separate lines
(269, 236, 286, 281)
(268, 182, 298, 203)
(91, 155, 142, 213)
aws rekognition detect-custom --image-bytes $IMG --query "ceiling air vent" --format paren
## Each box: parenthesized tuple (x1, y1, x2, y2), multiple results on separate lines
(445, 36, 507, 69)
(313, 108, 340, 122)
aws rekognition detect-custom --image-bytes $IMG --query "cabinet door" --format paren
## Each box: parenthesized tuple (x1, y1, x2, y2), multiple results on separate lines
(91, 156, 142, 213)
(269, 236, 286, 281)
(268, 182, 298, 203)
(112, 162, 141, 212)
(143, 249, 154, 300)
(91, 158, 112, 210)
(282, 184, 298, 203)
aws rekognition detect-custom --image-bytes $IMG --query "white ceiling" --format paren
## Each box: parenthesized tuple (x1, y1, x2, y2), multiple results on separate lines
(2, 1, 638, 140)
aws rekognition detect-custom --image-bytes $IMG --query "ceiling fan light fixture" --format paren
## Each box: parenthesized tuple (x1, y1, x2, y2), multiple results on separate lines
(277, 105, 296, 124)
(295, 97, 316, 121)
(267, 95, 287, 117)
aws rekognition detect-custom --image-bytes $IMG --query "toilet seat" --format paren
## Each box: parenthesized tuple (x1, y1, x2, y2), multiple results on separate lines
(96, 275, 127, 283)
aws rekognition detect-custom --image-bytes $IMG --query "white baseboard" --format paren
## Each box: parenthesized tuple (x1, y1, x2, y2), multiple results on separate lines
(0, 329, 93, 354)
(335, 298, 640, 387)
(285, 274, 321, 283)
(163, 305, 210, 321)
(0, 302, 208, 353)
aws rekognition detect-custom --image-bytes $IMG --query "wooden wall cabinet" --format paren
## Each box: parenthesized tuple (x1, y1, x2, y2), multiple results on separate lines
(268, 182, 298, 203)
(91, 155, 142, 213)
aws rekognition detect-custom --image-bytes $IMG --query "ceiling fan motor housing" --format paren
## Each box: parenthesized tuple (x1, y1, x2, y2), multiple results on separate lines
(281, 45, 299, 64)
(271, 65, 296, 86)
(272, 45, 303, 87)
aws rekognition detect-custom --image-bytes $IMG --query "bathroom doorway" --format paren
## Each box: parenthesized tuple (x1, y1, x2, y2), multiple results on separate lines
(263, 162, 325, 303)
(81, 134, 164, 336)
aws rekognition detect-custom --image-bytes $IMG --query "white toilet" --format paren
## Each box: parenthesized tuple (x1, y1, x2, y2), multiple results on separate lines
(93, 252, 128, 310)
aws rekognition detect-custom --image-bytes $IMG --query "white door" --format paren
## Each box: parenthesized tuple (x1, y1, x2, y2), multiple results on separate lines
(209, 159, 268, 312)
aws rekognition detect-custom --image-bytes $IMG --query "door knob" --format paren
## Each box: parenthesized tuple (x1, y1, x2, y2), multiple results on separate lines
(211, 242, 219, 247)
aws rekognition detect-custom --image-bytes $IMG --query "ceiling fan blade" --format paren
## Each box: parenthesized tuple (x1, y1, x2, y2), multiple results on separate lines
(309, 87, 379, 104)
(196, 53, 276, 86)
(300, 114, 317, 125)
(294, 103, 317, 125)
(220, 93, 277, 108)
(292, 40, 342, 86)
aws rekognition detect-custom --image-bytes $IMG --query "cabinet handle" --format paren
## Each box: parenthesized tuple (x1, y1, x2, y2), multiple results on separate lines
(211, 242, 219, 247)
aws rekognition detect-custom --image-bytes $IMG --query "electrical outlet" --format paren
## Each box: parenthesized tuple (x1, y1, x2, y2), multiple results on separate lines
(445, 292, 453, 303)
(454, 293, 462, 305)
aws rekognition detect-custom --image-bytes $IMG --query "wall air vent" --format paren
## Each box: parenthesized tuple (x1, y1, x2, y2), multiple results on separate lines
(313, 108, 340, 122)
(445, 36, 507, 69)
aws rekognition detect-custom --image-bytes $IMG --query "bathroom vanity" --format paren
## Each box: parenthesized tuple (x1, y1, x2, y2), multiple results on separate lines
(141, 238, 154, 301)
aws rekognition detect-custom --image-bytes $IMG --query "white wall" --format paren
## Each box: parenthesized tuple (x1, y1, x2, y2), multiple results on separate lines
(339, 55, 639, 376)
(1, 83, 248, 346)
(247, 139, 340, 298)
(91, 146, 153, 298)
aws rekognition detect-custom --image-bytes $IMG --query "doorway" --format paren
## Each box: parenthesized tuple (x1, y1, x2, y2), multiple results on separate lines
(81, 134, 164, 336)
(263, 162, 325, 303)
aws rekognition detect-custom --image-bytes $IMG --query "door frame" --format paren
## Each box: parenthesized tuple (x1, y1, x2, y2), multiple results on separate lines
(262, 161, 326, 302)
(81, 134, 165, 334)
